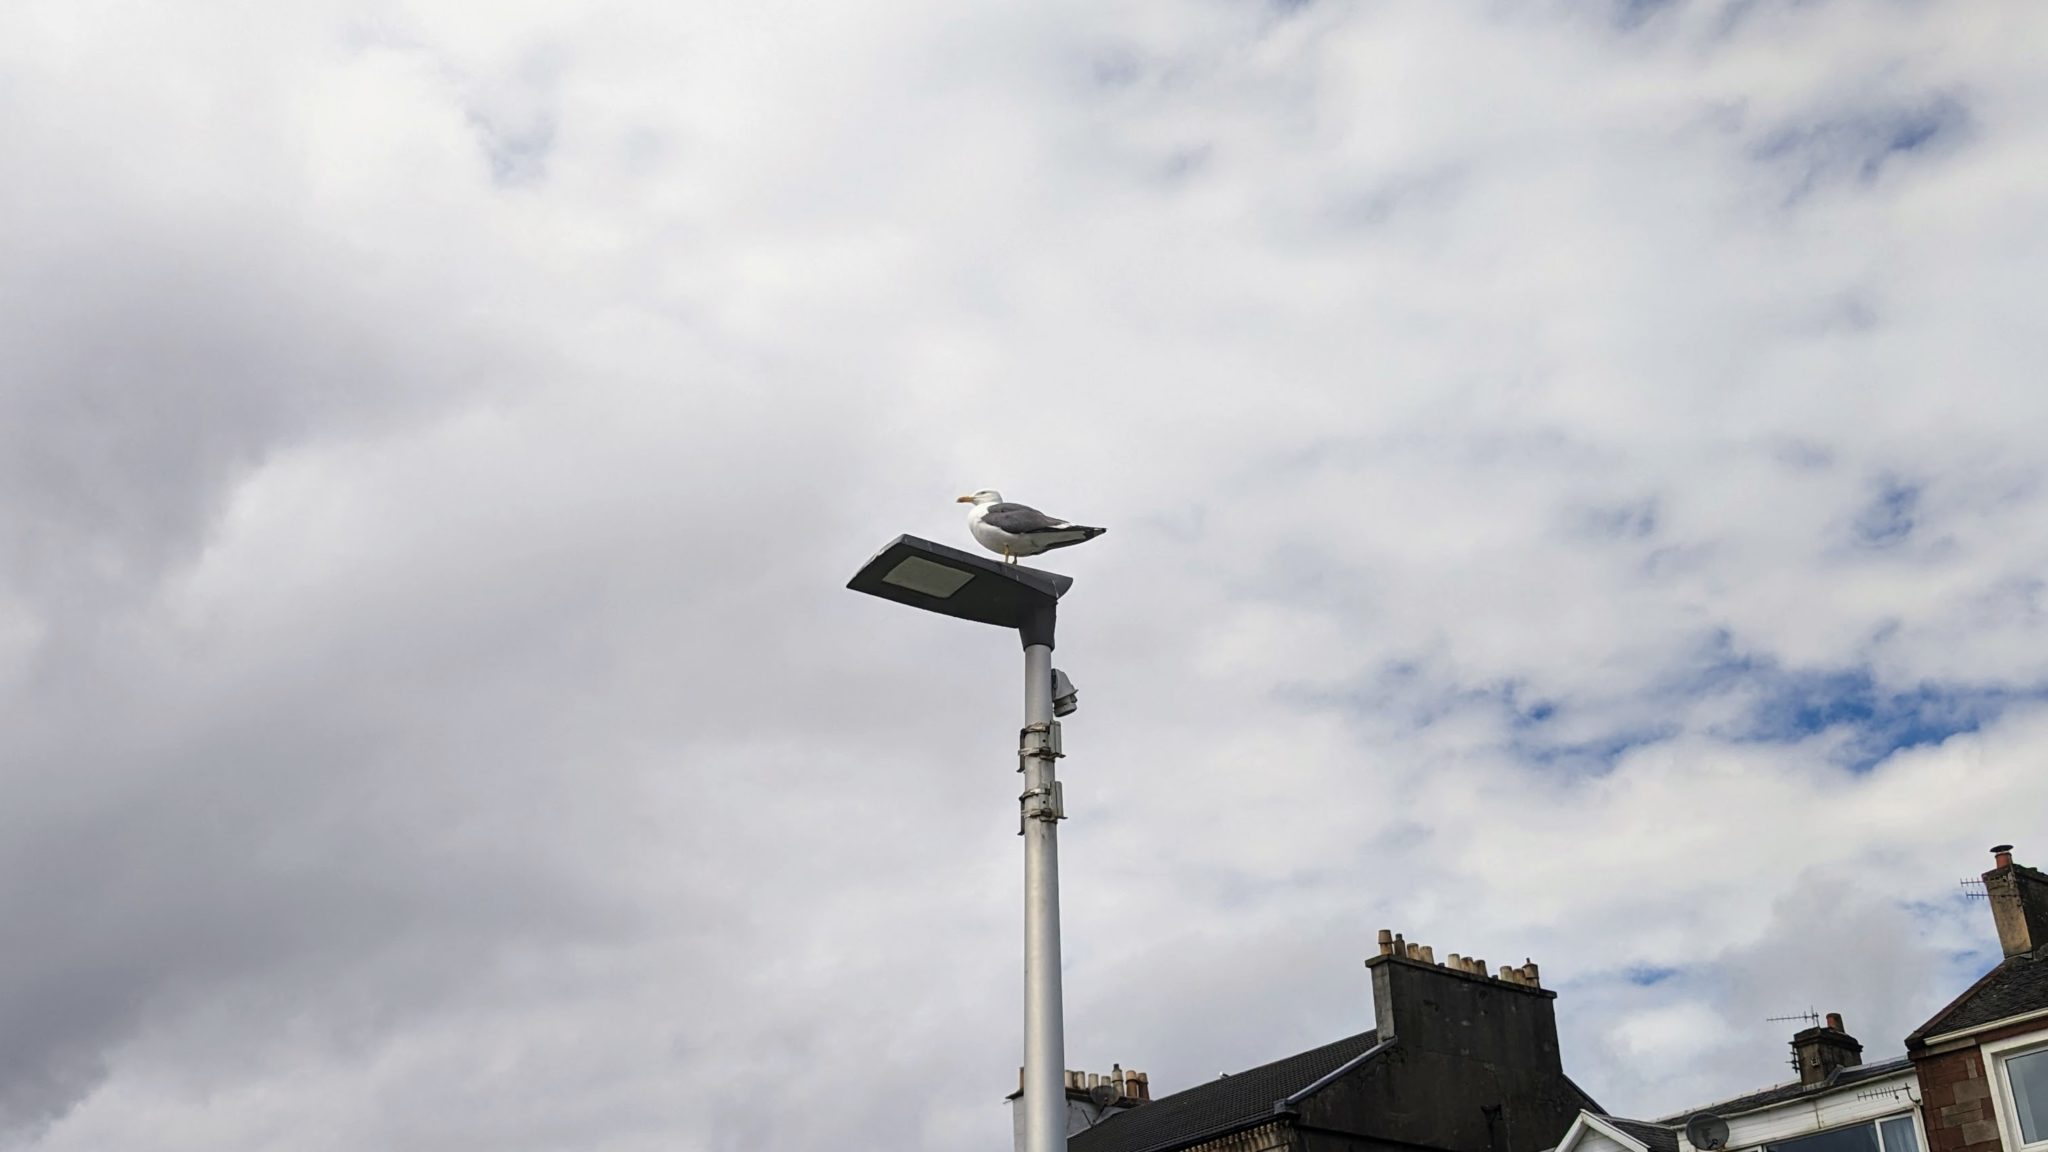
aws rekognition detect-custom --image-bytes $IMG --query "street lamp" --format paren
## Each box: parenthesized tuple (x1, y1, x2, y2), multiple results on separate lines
(847, 533, 1076, 1152)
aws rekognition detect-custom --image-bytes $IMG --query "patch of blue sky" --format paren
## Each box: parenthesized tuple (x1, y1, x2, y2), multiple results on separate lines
(1679, 632, 2047, 771)
(1569, 498, 1659, 542)
(1282, 667, 1678, 775)
(1753, 94, 1969, 200)
(1625, 965, 1681, 987)
(1510, 723, 1682, 774)
(1280, 611, 2044, 779)
(1611, 0, 1681, 31)
(1853, 476, 1920, 548)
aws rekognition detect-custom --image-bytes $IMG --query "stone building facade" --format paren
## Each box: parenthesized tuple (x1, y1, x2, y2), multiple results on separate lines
(1038, 930, 1600, 1152)
(1906, 846, 2048, 1152)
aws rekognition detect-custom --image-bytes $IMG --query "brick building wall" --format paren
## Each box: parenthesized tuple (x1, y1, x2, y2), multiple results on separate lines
(1913, 1016, 2048, 1152)
(1186, 1120, 1294, 1152)
(1915, 1046, 1999, 1152)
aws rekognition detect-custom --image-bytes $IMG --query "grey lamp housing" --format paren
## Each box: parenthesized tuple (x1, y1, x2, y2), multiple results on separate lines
(1051, 668, 1078, 716)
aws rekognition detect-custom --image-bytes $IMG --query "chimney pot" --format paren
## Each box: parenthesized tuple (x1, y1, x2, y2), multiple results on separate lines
(1378, 929, 1395, 956)
(1421, 945, 1436, 964)
(1994, 844, 2015, 869)
(1792, 1017, 1862, 1086)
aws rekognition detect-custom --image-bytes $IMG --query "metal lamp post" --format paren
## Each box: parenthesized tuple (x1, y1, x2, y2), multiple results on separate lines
(848, 534, 1077, 1152)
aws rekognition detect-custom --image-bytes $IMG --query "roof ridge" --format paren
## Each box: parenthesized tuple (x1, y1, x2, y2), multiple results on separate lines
(1652, 1055, 1914, 1123)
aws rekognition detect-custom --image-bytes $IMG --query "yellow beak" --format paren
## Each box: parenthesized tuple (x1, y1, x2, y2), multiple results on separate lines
(956, 494, 975, 503)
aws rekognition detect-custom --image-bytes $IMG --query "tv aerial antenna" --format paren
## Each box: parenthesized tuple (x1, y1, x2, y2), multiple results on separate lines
(1766, 1010, 1821, 1074)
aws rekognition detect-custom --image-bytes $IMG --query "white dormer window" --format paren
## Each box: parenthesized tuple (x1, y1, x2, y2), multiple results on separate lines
(1985, 1033, 2048, 1152)
(1763, 1114, 1922, 1152)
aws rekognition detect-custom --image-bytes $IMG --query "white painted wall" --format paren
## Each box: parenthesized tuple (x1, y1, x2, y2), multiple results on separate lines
(1674, 1070, 1923, 1152)
(1575, 1125, 1636, 1152)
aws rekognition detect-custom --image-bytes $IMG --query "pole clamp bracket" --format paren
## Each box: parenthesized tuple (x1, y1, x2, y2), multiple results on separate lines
(1017, 781, 1065, 832)
(1017, 721, 1063, 771)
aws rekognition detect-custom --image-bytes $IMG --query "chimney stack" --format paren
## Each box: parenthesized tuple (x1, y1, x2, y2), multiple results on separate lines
(1366, 928, 1564, 1080)
(1010, 1064, 1149, 1151)
(1791, 1012, 1862, 1087)
(1985, 844, 2048, 959)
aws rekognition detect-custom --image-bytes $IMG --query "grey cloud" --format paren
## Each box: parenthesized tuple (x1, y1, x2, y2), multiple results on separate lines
(3, 1, 2047, 1149)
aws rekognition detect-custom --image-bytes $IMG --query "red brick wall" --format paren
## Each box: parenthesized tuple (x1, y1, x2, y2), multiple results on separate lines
(1914, 1047, 2002, 1152)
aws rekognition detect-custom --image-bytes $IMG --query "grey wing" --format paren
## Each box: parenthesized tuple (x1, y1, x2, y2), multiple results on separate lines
(981, 502, 1067, 533)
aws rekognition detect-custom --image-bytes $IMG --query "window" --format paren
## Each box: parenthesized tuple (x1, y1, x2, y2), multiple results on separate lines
(1769, 1124, 1876, 1152)
(1767, 1116, 1920, 1152)
(2006, 1045, 2048, 1147)
(1986, 1032, 2048, 1152)
(1879, 1115, 1922, 1152)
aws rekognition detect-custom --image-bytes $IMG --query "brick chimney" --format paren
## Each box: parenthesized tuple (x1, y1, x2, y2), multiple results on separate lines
(1791, 1012, 1862, 1087)
(1985, 844, 2048, 959)
(1364, 929, 1578, 1152)
(1368, 929, 1559, 1070)
(1008, 1064, 1148, 1151)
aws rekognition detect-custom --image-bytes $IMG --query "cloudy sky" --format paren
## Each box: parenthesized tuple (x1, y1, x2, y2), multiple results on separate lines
(3, 0, 2046, 1147)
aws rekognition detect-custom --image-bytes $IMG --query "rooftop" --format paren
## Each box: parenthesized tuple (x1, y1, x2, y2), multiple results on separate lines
(1604, 1117, 1680, 1152)
(1654, 1055, 1913, 1123)
(1907, 947, 2048, 1044)
(1067, 1029, 1382, 1152)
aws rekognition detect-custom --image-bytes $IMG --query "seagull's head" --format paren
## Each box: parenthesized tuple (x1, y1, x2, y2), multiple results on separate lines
(956, 489, 1002, 506)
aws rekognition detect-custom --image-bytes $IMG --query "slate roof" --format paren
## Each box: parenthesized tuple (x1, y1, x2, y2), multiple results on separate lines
(1605, 1117, 1680, 1152)
(1654, 1056, 1913, 1123)
(1067, 1029, 1383, 1152)
(1908, 949, 2048, 1043)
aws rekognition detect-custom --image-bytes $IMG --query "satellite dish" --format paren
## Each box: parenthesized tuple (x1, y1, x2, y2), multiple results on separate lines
(1686, 1113, 1731, 1152)
(1088, 1083, 1121, 1108)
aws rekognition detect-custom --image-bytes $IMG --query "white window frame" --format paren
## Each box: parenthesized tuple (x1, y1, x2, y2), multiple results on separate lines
(1878, 1109, 1931, 1152)
(1983, 1027, 2048, 1152)
(1758, 1110, 1927, 1152)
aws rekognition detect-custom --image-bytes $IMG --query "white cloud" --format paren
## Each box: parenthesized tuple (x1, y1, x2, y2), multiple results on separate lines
(2, 0, 2045, 1146)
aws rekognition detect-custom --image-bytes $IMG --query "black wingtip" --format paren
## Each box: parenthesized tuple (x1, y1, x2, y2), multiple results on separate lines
(1042, 527, 1107, 551)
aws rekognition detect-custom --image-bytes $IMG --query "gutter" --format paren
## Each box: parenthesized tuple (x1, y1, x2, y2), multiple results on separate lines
(1277, 1038, 1397, 1111)
(1652, 1060, 1916, 1125)
(1916, 1004, 2048, 1049)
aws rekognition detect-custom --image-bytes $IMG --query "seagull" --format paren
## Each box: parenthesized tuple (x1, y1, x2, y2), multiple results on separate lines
(958, 490, 1107, 563)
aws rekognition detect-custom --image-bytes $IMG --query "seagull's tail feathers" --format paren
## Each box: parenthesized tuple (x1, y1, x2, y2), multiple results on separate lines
(1041, 525, 1107, 551)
